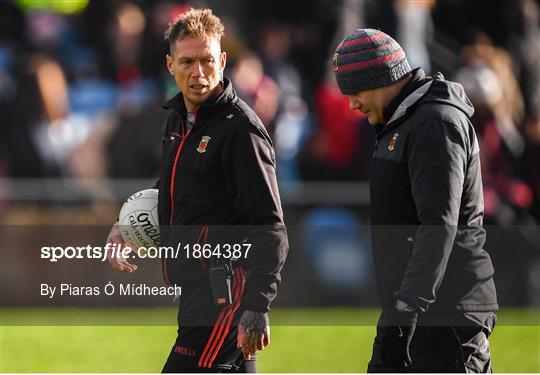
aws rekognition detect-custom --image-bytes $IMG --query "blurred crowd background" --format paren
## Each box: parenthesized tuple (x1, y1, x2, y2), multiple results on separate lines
(1, 0, 539, 309)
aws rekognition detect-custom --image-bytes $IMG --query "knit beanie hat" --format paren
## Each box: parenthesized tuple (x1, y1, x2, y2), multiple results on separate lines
(331, 28, 411, 95)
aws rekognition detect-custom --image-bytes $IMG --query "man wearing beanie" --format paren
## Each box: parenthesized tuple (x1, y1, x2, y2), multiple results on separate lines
(332, 29, 498, 372)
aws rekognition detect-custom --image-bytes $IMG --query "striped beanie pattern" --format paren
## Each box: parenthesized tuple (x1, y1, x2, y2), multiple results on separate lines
(331, 28, 411, 95)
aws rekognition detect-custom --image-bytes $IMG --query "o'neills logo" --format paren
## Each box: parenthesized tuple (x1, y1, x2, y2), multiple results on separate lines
(197, 136, 211, 153)
(331, 52, 339, 72)
(129, 212, 160, 245)
(174, 345, 196, 357)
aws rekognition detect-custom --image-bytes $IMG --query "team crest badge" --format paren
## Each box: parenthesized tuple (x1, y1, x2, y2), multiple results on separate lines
(197, 136, 211, 153)
(331, 52, 339, 72)
(388, 133, 399, 151)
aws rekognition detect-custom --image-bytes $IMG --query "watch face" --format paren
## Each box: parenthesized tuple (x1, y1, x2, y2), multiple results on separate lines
(395, 300, 414, 312)
(396, 300, 408, 311)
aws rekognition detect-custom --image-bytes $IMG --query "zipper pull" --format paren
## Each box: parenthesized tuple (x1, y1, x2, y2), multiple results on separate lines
(170, 131, 182, 139)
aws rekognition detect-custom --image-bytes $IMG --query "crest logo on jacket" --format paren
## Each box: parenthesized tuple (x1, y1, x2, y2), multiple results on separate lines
(388, 133, 399, 151)
(197, 136, 211, 153)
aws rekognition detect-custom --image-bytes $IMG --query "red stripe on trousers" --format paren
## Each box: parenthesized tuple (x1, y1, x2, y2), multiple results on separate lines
(202, 269, 245, 368)
(205, 268, 246, 368)
(197, 271, 239, 367)
(197, 269, 243, 368)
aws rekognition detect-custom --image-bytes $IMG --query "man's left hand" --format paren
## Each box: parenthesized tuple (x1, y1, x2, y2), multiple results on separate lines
(236, 310, 270, 359)
(381, 308, 418, 370)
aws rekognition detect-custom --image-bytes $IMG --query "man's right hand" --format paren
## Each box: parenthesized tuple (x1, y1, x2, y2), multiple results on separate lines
(237, 310, 270, 360)
(105, 222, 137, 273)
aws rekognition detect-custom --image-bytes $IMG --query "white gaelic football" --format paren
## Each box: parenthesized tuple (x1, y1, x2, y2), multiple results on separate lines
(118, 189, 160, 249)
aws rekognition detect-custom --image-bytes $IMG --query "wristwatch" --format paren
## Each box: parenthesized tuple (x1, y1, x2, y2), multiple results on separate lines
(395, 299, 416, 312)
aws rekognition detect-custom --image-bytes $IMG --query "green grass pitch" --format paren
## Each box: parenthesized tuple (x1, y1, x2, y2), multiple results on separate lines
(1, 308, 538, 372)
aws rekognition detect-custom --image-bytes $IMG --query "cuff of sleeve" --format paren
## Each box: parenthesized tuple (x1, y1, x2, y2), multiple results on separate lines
(393, 291, 429, 312)
(243, 290, 272, 313)
(382, 310, 418, 326)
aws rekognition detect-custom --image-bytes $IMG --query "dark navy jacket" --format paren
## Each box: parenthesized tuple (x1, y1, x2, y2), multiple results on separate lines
(370, 68, 498, 313)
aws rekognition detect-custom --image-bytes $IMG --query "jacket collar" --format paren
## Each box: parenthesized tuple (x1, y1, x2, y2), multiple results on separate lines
(162, 77, 237, 117)
(375, 68, 432, 136)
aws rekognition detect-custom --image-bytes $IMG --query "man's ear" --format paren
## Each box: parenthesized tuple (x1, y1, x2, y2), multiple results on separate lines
(166, 54, 174, 75)
(220, 51, 227, 72)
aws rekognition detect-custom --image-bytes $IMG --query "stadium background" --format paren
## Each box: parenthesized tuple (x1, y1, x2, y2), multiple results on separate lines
(1, 0, 539, 372)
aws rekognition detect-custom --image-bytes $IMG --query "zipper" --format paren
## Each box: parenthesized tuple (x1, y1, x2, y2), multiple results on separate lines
(372, 138, 379, 159)
(407, 235, 414, 256)
(197, 225, 209, 268)
(168, 108, 199, 225)
(168, 128, 190, 225)
(163, 108, 199, 284)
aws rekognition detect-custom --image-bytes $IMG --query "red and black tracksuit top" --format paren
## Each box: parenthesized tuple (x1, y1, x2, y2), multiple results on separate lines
(157, 78, 288, 314)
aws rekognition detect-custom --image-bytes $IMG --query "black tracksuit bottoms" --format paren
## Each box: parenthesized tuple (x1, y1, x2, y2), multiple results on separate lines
(368, 311, 497, 373)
